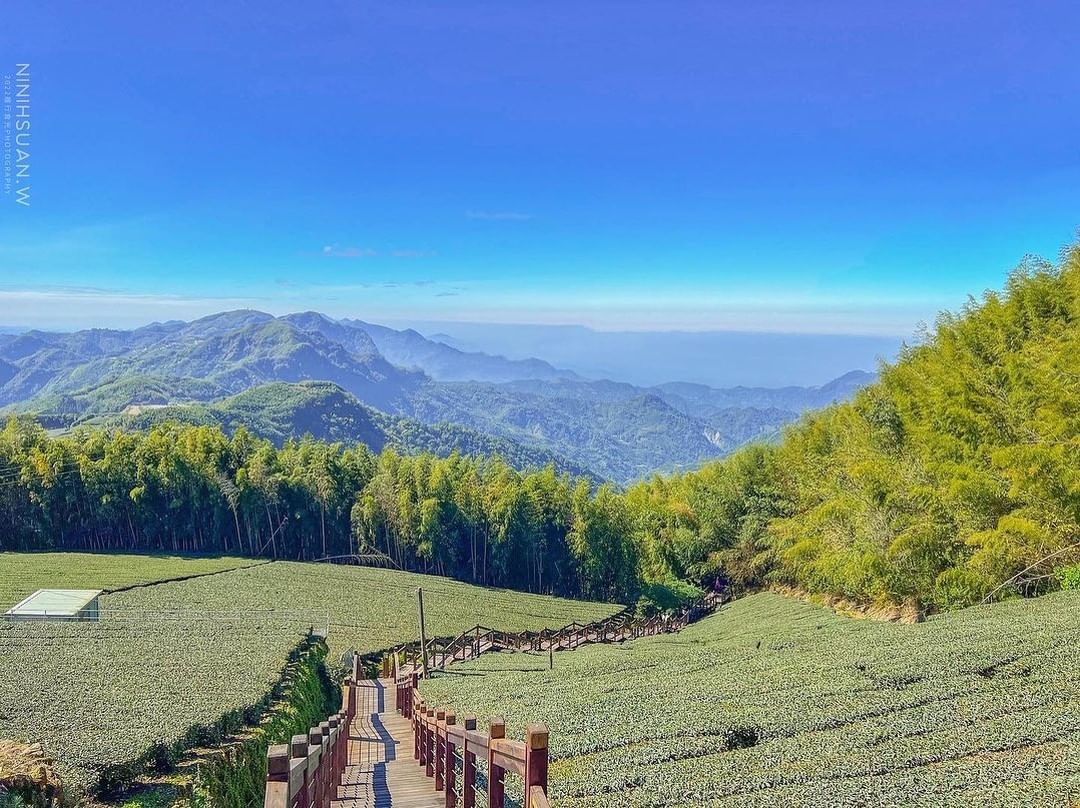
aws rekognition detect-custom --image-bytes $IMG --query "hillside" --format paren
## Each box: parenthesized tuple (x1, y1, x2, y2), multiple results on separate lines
(618, 245, 1080, 611)
(420, 590, 1080, 807)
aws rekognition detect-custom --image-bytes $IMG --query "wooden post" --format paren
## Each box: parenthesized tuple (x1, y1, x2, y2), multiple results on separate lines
(289, 735, 309, 808)
(462, 715, 478, 808)
(525, 723, 550, 799)
(318, 722, 331, 808)
(336, 714, 347, 783)
(382, 654, 391, 678)
(426, 708, 436, 777)
(435, 709, 446, 790)
(329, 716, 343, 791)
(307, 727, 324, 808)
(417, 588, 430, 679)
(444, 712, 457, 808)
(416, 700, 425, 762)
(487, 718, 506, 808)
(266, 744, 290, 808)
(549, 646, 554, 670)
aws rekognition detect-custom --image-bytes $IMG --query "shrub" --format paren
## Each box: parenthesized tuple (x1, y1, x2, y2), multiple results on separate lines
(1056, 562, 1080, 590)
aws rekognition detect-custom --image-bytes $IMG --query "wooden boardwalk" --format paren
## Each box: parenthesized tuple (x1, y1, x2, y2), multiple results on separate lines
(332, 678, 442, 808)
(269, 596, 724, 808)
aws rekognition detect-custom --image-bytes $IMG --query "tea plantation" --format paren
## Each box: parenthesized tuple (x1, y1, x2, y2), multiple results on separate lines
(105, 560, 620, 660)
(0, 554, 616, 799)
(0, 552, 262, 607)
(419, 591, 1080, 807)
(0, 617, 303, 796)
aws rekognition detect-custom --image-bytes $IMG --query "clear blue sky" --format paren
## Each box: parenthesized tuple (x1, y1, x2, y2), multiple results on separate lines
(1, 0, 1077, 333)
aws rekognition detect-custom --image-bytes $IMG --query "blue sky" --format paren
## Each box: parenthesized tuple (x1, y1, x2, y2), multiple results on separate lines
(1, 0, 1078, 334)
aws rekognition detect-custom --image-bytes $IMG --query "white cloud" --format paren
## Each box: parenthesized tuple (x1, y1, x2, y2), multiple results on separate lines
(322, 245, 377, 258)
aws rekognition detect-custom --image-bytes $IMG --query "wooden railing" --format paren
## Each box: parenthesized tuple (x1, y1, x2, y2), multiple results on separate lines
(383, 591, 722, 675)
(397, 671, 550, 808)
(264, 676, 358, 808)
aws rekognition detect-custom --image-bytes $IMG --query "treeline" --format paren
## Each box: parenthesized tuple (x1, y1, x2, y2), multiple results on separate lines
(2, 242, 1078, 610)
(0, 420, 637, 602)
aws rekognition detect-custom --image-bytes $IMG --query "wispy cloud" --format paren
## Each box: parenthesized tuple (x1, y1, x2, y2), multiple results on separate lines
(465, 210, 533, 221)
(435, 291, 460, 297)
(0, 285, 271, 330)
(322, 245, 377, 258)
(321, 245, 437, 258)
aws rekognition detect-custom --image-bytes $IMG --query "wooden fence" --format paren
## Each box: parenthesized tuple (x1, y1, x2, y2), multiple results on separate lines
(264, 676, 358, 808)
(263, 592, 722, 808)
(395, 669, 551, 808)
(384, 591, 721, 675)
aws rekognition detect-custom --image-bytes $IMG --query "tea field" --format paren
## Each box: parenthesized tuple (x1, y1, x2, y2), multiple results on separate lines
(0, 551, 262, 608)
(105, 560, 620, 660)
(419, 591, 1080, 807)
(0, 555, 616, 799)
(0, 617, 303, 796)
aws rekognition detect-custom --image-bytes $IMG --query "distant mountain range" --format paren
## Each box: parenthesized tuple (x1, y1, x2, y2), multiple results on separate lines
(410, 320, 901, 388)
(0, 311, 875, 482)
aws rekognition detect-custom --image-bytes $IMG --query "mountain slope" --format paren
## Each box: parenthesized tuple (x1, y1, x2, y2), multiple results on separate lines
(396, 382, 762, 480)
(116, 381, 591, 475)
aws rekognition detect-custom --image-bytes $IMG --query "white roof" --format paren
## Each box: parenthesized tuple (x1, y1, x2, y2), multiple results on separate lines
(5, 589, 103, 617)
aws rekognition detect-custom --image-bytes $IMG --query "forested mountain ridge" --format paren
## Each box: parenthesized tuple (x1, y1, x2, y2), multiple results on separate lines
(0, 311, 868, 481)
(113, 380, 592, 476)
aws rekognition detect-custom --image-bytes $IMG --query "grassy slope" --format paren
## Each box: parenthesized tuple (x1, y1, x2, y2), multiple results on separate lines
(106, 561, 620, 660)
(0, 552, 262, 608)
(419, 592, 1080, 808)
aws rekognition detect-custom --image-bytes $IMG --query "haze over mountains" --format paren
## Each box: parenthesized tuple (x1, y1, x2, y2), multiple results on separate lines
(409, 321, 901, 388)
(0, 311, 874, 482)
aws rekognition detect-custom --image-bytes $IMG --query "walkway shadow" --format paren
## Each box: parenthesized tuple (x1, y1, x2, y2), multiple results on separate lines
(372, 761, 392, 808)
(369, 710, 398, 762)
(372, 678, 386, 712)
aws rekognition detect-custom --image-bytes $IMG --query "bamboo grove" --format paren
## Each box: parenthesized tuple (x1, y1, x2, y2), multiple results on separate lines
(1, 242, 1078, 610)
(0, 420, 638, 602)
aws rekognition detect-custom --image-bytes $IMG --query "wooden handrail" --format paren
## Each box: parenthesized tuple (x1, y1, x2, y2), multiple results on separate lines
(403, 688, 549, 808)
(264, 677, 356, 808)
(383, 590, 723, 678)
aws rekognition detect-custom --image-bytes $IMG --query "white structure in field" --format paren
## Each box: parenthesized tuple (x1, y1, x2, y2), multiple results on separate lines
(3, 589, 103, 622)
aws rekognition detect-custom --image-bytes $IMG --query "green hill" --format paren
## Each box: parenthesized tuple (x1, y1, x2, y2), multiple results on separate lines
(0, 552, 617, 798)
